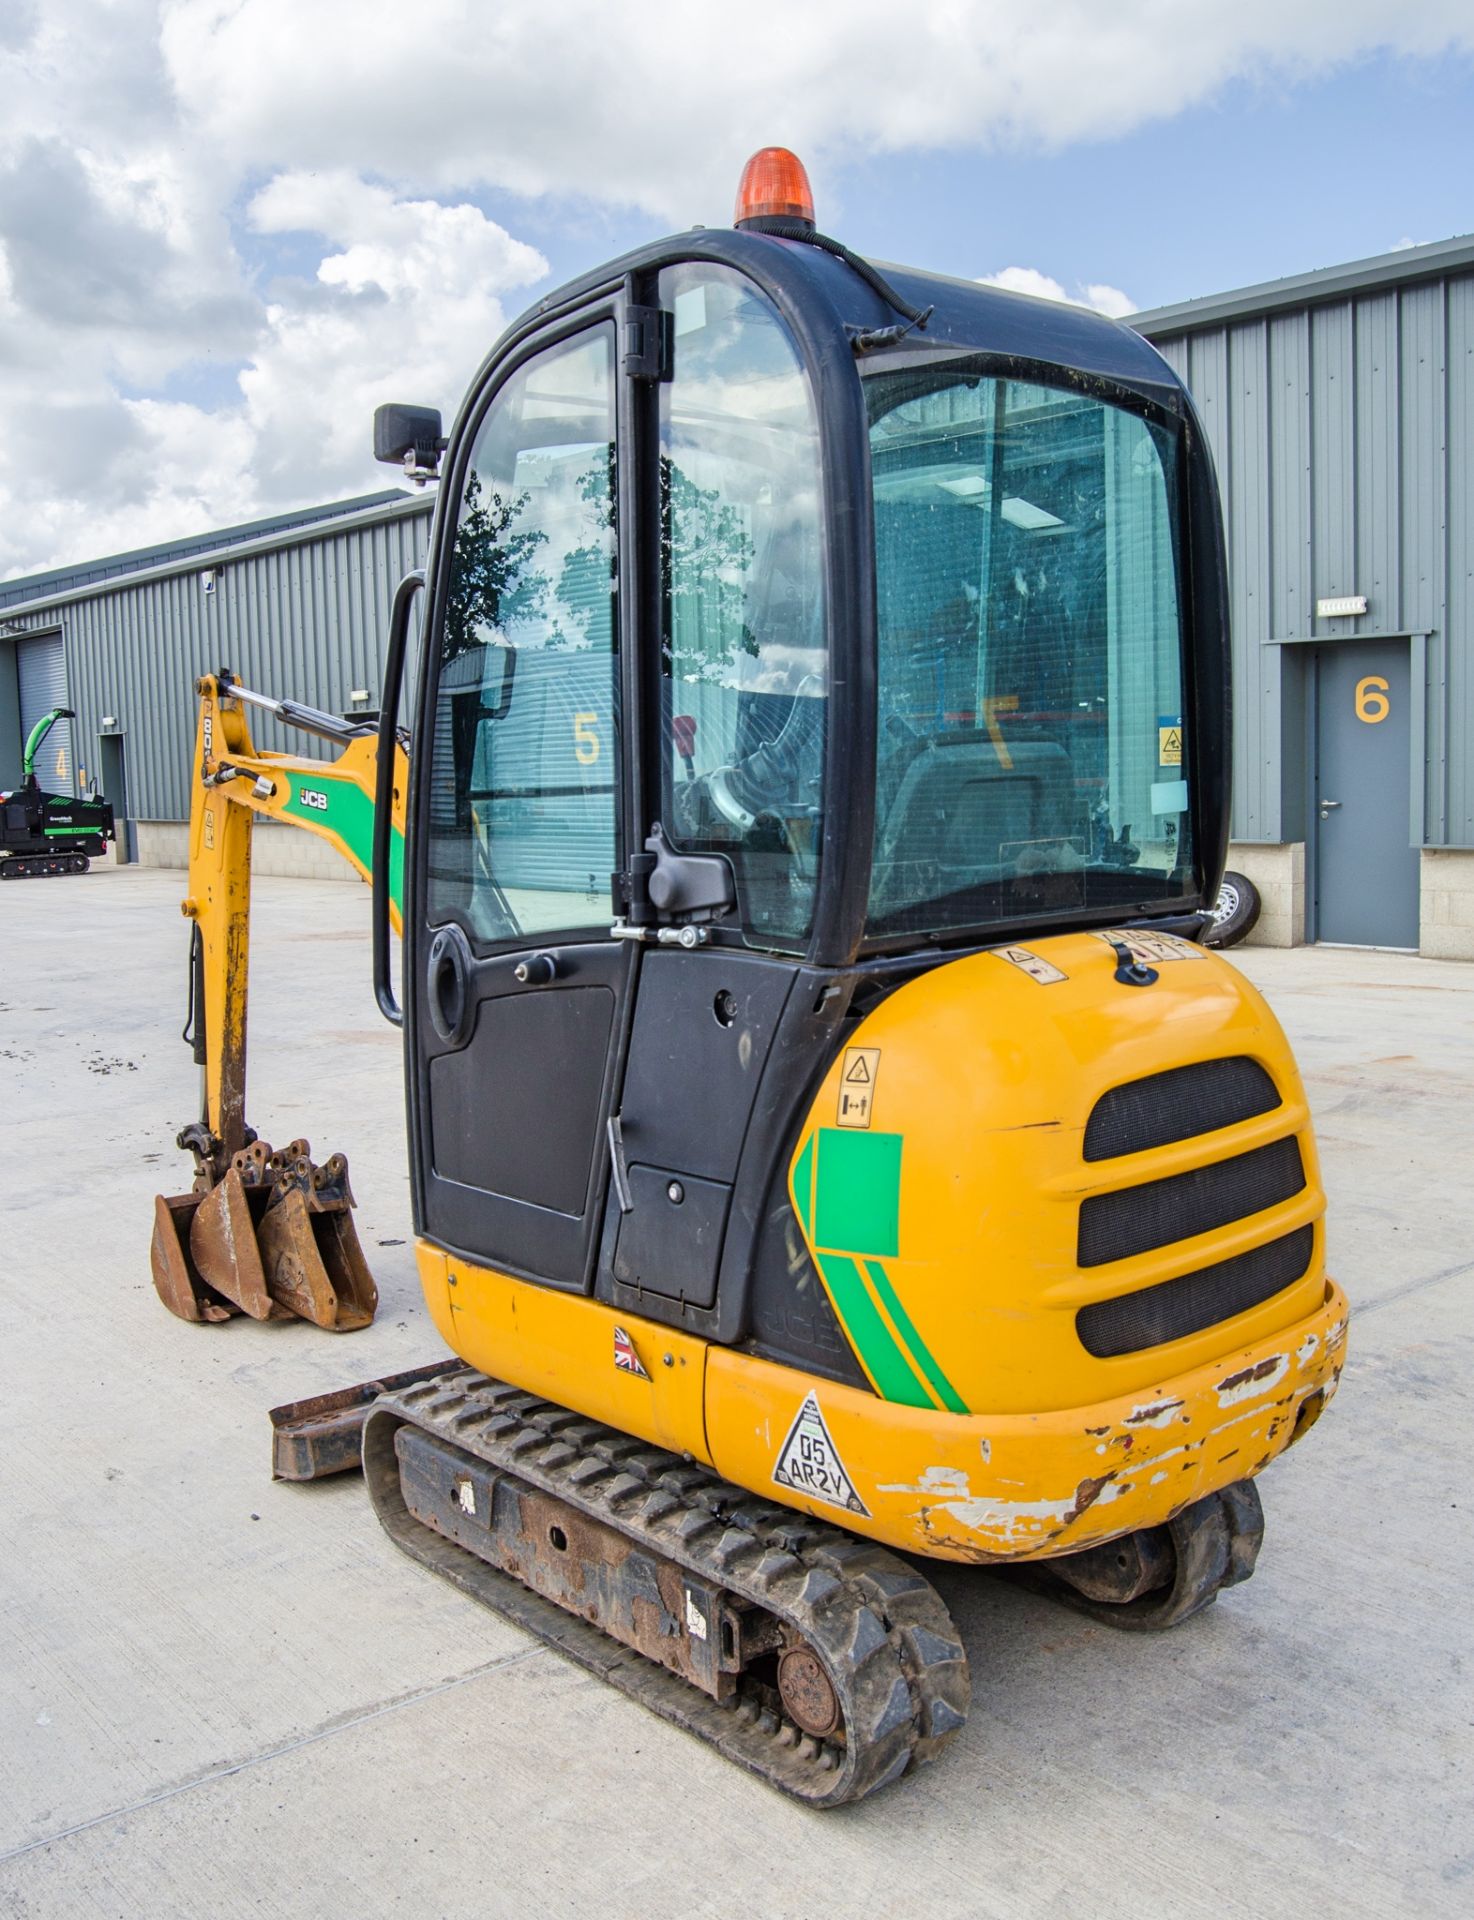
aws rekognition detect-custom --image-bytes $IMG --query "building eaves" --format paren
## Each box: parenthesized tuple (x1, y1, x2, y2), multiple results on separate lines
(0, 490, 434, 626)
(1132, 231, 1474, 341)
(0, 489, 427, 613)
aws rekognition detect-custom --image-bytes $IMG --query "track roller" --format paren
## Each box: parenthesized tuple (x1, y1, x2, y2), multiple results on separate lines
(362, 1371, 970, 1807)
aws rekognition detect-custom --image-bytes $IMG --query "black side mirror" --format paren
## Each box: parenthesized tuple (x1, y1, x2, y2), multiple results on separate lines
(374, 404, 445, 482)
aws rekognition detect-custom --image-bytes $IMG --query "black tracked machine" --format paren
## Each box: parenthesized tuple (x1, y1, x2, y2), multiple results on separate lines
(0, 708, 115, 880)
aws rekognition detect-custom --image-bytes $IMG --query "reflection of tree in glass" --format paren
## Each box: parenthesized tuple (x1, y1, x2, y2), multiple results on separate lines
(444, 472, 547, 661)
(660, 456, 758, 678)
(548, 448, 617, 653)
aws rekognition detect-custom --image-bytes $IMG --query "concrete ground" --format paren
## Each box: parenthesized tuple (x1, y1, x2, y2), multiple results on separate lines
(1, 866, 1469, 1919)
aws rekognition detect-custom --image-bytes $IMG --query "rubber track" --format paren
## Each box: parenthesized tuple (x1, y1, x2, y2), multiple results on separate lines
(363, 1370, 970, 1807)
(1018, 1477, 1264, 1630)
(0, 854, 90, 879)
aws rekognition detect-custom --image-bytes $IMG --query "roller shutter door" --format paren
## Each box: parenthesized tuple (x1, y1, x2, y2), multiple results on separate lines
(17, 633, 73, 796)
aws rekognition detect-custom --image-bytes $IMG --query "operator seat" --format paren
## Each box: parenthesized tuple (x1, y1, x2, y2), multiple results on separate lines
(872, 735, 1076, 910)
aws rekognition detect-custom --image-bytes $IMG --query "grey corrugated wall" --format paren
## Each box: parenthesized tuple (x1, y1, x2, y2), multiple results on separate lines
(1, 503, 431, 820)
(1142, 268, 1472, 849)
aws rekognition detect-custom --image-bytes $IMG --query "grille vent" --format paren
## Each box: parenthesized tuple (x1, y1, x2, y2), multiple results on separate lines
(1084, 1058, 1281, 1162)
(1078, 1136, 1306, 1268)
(1077, 1225, 1314, 1358)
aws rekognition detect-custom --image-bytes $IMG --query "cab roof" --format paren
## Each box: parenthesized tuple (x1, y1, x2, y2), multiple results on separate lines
(506, 225, 1182, 403)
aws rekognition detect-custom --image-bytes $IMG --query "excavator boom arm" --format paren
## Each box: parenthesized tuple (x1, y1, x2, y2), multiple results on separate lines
(182, 672, 406, 1156)
(149, 670, 408, 1332)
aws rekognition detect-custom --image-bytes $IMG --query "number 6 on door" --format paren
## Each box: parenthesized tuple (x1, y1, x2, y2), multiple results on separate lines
(1355, 675, 1390, 724)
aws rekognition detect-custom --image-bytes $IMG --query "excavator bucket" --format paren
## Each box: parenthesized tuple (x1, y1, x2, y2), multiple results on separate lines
(191, 1169, 281, 1319)
(150, 1193, 237, 1323)
(150, 1140, 377, 1332)
(255, 1186, 378, 1332)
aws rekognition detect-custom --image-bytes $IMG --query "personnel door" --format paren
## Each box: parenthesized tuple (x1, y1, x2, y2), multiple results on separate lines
(1313, 639, 1419, 948)
(410, 323, 627, 1288)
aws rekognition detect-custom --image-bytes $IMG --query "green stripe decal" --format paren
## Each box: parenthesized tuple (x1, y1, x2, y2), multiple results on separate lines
(800, 1124, 968, 1414)
(281, 774, 403, 917)
(813, 1254, 932, 1408)
(792, 1135, 815, 1237)
(863, 1260, 969, 1415)
(812, 1128, 901, 1258)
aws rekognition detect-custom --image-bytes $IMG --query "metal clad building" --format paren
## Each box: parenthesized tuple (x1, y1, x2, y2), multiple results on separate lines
(1134, 234, 1474, 957)
(1, 490, 431, 875)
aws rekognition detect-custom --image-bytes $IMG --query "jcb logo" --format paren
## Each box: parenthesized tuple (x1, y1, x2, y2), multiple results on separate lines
(300, 787, 329, 811)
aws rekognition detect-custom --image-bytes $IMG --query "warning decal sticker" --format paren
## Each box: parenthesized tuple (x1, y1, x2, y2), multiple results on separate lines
(613, 1326, 651, 1379)
(837, 1047, 881, 1129)
(772, 1392, 870, 1515)
(991, 944, 1067, 985)
(1092, 929, 1205, 965)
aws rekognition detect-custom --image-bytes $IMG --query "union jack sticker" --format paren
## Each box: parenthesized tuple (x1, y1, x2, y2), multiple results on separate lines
(613, 1326, 651, 1379)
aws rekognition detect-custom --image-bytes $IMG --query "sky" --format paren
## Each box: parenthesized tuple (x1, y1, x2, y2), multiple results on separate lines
(1, 1, 1472, 584)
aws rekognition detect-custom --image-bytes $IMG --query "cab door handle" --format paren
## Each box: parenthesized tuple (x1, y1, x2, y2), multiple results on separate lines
(514, 953, 557, 986)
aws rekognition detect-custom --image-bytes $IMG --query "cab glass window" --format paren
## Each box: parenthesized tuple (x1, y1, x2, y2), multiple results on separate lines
(657, 264, 826, 950)
(427, 328, 618, 941)
(863, 364, 1189, 939)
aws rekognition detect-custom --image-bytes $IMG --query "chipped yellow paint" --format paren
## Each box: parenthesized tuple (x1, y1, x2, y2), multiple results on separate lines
(424, 1217, 1347, 1562)
(701, 1285, 1347, 1562)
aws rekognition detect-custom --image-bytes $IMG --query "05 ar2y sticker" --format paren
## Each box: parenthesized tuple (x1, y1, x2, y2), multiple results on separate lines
(772, 1392, 869, 1516)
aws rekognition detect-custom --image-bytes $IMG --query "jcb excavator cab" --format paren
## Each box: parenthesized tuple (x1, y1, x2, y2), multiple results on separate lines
(163, 152, 1345, 1805)
(379, 155, 1246, 1366)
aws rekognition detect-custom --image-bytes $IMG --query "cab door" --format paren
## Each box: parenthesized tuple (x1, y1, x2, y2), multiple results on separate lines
(408, 319, 629, 1289)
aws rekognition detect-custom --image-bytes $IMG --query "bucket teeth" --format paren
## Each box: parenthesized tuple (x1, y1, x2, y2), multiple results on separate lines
(151, 1140, 377, 1331)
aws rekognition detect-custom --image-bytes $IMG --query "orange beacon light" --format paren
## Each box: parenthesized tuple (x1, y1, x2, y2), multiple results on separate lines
(734, 147, 816, 229)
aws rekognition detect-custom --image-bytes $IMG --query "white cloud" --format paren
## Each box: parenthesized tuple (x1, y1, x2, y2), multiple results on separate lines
(0, 160, 546, 578)
(979, 266, 1137, 319)
(1, 1, 1472, 578)
(156, 0, 1474, 219)
(237, 173, 547, 500)
(1082, 284, 1138, 321)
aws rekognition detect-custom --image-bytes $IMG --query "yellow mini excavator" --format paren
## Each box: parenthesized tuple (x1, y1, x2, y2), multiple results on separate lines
(152, 150, 1347, 1806)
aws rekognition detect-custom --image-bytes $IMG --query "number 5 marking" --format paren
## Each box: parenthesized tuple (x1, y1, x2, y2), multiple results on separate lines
(983, 694, 1018, 769)
(1355, 675, 1390, 724)
(573, 712, 600, 765)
